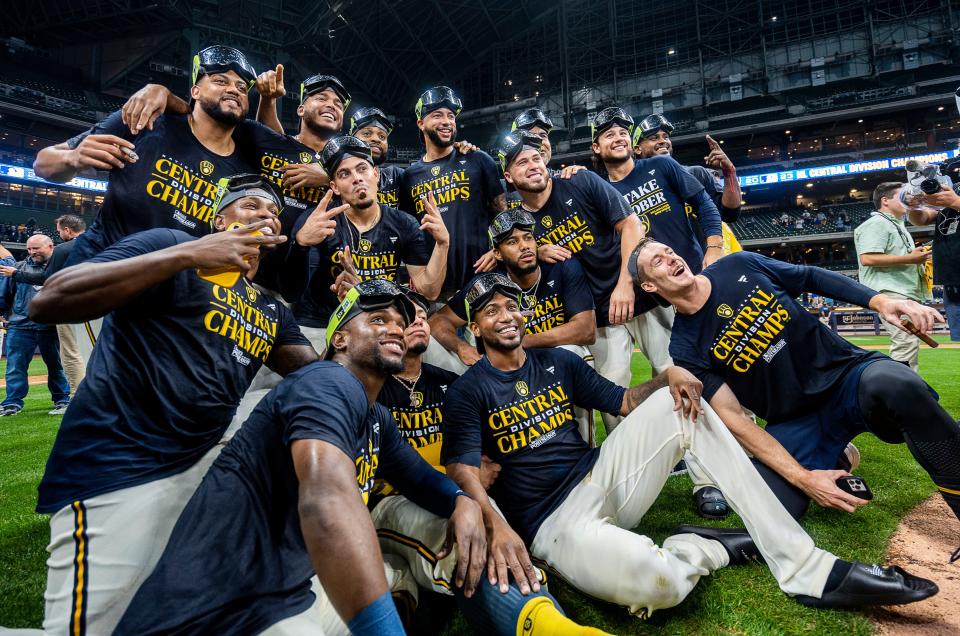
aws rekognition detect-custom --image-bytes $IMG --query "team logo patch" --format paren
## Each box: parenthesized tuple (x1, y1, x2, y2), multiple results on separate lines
(300, 151, 313, 164)
(431, 165, 441, 177)
(640, 215, 651, 234)
(199, 160, 214, 176)
(515, 381, 529, 397)
(540, 216, 553, 228)
(359, 238, 372, 252)
(411, 391, 424, 408)
(245, 285, 258, 303)
(716, 303, 734, 319)
(522, 294, 537, 310)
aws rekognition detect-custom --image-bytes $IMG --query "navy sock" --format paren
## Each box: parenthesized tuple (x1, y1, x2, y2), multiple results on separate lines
(823, 559, 853, 593)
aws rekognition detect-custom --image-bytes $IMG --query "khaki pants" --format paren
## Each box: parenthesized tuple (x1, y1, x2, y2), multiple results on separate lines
(56, 324, 84, 397)
(530, 388, 836, 619)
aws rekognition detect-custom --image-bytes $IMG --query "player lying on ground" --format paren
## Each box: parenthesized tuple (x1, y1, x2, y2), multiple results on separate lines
(112, 280, 595, 635)
(372, 288, 608, 635)
(440, 276, 938, 619)
(26, 174, 319, 635)
(630, 239, 960, 534)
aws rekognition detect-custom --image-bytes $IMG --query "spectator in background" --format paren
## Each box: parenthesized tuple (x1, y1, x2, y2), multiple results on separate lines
(0, 234, 70, 416)
(781, 212, 790, 226)
(838, 210, 850, 231)
(854, 183, 930, 371)
(0, 215, 87, 398)
(908, 184, 960, 342)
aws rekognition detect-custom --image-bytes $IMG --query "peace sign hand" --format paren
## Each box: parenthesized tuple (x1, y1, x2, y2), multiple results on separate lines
(331, 245, 362, 299)
(295, 190, 348, 246)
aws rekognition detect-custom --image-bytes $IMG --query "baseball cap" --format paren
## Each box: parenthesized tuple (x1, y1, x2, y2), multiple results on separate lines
(325, 279, 416, 358)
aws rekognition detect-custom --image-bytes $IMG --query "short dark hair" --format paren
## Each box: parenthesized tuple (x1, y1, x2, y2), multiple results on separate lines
(872, 182, 902, 211)
(55, 214, 86, 232)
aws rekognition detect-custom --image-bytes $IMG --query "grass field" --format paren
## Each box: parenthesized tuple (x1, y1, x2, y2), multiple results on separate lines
(0, 337, 957, 634)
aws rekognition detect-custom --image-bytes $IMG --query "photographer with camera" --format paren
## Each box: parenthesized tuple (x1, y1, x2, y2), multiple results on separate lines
(854, 182, 931, 371)
(907, 177, 960, 342)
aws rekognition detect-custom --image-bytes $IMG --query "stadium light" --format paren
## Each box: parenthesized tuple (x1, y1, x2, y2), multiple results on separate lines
(667, 48, 676, 55)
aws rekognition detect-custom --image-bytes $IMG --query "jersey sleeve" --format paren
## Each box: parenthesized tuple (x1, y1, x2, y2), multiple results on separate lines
(562, 350, 625, 415)
(746, 252, 878, 307)
(396, 169, 416, 216)
(440, 379, 484, 467)
(558, 258, 595, 317)
(280, 368, 367, 457)
(581, 171, 631, 227)
(271, 304, 312, 348)
(398, 211, 431, 267)
(65, 110, 132, 149)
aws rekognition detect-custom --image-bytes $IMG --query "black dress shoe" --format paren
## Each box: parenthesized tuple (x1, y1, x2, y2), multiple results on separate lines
(694, 486, 730, 519)
(794, 562, 938, 608)
(674, 525, 765, 565)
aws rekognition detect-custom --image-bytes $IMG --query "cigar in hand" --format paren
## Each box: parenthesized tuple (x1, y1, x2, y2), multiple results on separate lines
(901, 318, 939, 348)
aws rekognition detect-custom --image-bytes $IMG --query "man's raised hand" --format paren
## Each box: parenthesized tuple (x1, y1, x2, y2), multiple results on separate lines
(255, 64, 286, 101)
(295, 190, 349, 247)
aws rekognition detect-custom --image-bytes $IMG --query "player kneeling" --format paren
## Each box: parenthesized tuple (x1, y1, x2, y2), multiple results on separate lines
(441, 275, 938, 619)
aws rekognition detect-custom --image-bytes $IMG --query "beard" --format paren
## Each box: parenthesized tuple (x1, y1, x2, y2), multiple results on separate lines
(425, 127, 456, 148)
(371, 346, 405, 375)
(350, 193, 375, 210)
(507, 258, 537, 277)
(516, 176, 548, 194)
(370, 147, 387, 166)
(199, 96, 245, 126)
(407, 339, 428, 355)
(303, 115, 338, 139)
(601, 149, 631, 166)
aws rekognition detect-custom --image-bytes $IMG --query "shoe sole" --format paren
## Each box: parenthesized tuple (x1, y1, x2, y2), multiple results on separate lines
(794, 585, 938, 608)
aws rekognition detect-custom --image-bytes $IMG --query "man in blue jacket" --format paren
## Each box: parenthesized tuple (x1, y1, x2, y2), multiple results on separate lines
(0, 233, 70, 416)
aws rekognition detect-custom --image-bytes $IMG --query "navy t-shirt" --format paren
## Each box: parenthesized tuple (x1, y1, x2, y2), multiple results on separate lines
(377, 362, 460, 470)
(525, 171, 648, 327)
(36, 229, 309, 513)
(670, 252, 883, 423)
(607, 156, 714, 274)
(294, 205, 431, 327)
(114, 362, 427, 635)
(378, 163, 405, 207)
(450, 259, 594, 335)
(442, 348, 624, 544)
(64, 111, 252, 263)
(398, 148, 505, 293)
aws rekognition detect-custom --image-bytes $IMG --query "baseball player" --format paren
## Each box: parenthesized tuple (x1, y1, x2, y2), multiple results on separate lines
(441, 277, 939, 618)
(350, 106, 404, 206)
(496, 130, 649, 435)
(372, 288, 608, 635)
(27, 174, 318, 635)
(292, 135, 449, 351)
(629, 239, 960, 527)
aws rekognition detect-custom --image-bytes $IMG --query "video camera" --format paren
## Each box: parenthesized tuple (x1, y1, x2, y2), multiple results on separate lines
(900, 156, 960, 212)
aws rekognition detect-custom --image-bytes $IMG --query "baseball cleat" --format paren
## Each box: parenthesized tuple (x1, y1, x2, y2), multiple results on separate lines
(794, 562, 938, 608)
(674, 525, 765, 565)
(694, 486, 730, 519)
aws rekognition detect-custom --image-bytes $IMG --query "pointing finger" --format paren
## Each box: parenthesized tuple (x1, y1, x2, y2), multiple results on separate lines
(276, 64, 284, 87)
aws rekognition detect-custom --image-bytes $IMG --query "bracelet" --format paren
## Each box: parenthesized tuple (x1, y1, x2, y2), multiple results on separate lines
(455, 489, 472, 500)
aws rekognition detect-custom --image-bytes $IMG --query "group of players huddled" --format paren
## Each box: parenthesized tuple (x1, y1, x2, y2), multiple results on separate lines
(16, 44, 960, 635)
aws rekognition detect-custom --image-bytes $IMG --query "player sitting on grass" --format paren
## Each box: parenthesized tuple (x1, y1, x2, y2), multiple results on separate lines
(372, 288, 607, 635)
(441, 275, 938, 619)
(26, 174, 319, 635)
(629, 239, 960, 531)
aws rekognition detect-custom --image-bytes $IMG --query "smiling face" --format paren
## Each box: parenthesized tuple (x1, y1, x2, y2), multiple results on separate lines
(470, 291, 525, 352)
(330, 155, 380, 210)
(635, 130, 672, 158)
(633, 241, 697, 296)
(355, 125, 389, 165)
(404, 304, 430, 355)
(419, 108, 457, 148)
(213, 194, 281, 262)
(592, 125, 633, 164)
(192, 70, 250, 125)
(494, 227, 538, 276)
(299, 88, 345, 136)
(333, 306, 407, 374)
(503, 147, 549, 194)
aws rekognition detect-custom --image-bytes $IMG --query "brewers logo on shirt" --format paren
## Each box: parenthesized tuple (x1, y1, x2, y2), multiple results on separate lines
(359, 238, 372, 253)
(540, 216, 553, 228)
(300, 151, 313, 164)
(199, 160, 214, 176)
(716, 303, 734, 318)
(515, 381, 529, 396)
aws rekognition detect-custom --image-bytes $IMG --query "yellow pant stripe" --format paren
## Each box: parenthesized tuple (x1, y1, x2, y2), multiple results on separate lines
(71, 501, 88, 636)
(376, 528, 451, 590)
(938, 485, 960, 496)
(83, 322, 96, 347)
